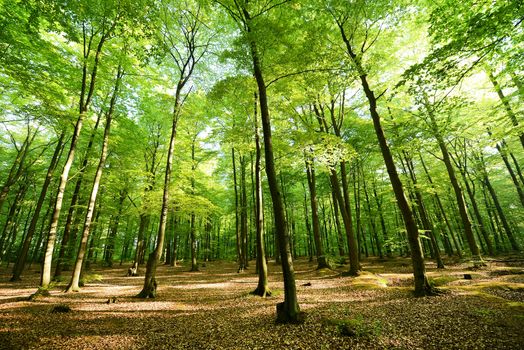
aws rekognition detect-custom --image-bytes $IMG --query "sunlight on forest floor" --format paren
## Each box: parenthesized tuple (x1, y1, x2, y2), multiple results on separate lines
(0, 257, 523, 349)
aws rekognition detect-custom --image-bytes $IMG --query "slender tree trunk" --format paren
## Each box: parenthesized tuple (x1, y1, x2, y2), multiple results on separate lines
(477, 155, 520, 251)
(423, 96, 481, 262)
(492, 137, 524, 207)
(232, 148, 243, 271)
(328, 170, 360, 274)
(0, 182, 28, 263)
(336, 22, 433, 295)
(240, 155, 249, 269)
(402, 153, 444, 267)
(305, 155, 329, 269)
(0, 130, 35, 213)
(372, 180, 393, 258)
(332, 186, 346, 259)
(65, 66, 122, 292)
(104, 189, 126, 266)
(244, 10, 300, 322)
(420, 155, 462, 258)
(54, 112, 102, 279)
(39, 29, 109, 289)
(252, 91, 271, 297)
(137, 88, 181, 297)
(353, 165, 363, 259)
(461, 172, 494, 255)
(362, 174, 381, 258)
(11, 132, 65, 281)
(487, 69, 524, 149)
(312, 104, 359, 273)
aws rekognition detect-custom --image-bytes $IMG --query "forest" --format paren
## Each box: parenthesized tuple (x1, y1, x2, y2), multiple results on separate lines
(0, 0, 523, 349)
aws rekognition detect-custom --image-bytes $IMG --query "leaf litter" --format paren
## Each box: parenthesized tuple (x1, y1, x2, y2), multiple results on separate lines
(0, 257, 523, 349)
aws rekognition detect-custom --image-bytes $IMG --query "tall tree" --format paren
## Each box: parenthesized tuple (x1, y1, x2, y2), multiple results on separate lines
(137, 1, 211, 297)
(40, 1, 122, 289)
(216, 0, 302, 322)
(65, 65, 124, 292)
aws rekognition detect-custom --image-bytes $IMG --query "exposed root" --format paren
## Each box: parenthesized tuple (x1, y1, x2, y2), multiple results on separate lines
(250, 286, 272, 297)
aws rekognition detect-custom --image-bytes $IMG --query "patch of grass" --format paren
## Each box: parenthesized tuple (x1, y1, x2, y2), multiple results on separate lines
(351, 272, 388, 289)
(324, 315, 382, 339)
(79, 273, 103, 286)
(430, 275, 459, 287)
(471, 307, 495, 317)
(507, 302, 524, 308)
(53, 275, 66, 283)
(270, 289, 283, 297)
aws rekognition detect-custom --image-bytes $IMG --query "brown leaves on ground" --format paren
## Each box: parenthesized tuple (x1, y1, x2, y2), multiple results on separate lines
(0, 257, 523, 349)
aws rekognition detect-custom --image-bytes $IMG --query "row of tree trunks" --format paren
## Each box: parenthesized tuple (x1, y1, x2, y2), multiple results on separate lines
(11, 132, 66, 281)
(65, 65, 123, 292)
(39, 18, 116, 289)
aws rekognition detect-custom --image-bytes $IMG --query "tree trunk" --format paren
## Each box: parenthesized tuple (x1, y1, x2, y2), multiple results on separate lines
(240, 154, 249, 269)
(402, 153, 444, 267)
(252, 91, 271, 297)
(492, 137, 524, 207)
(11, 132, 65, 281)
(327, 169, 360, 274)
(54, 112, 102, 279)
(40, 29, 109, 289)
(137, 84, 181, 297)
(232, 148, 243, 271)
(190, 138, 199, 272)
(425, 109, 481, 261)
(336, 22, 433, 295)
(305, 155, 329, 269)
(0, 182, 28, 263)
(478, 156, 520, 251)
(362, 174, 381, 258)
(244, 9, 301, 322)
(0, 130, 36, 214)
(65, 66, 122, 292)
(487, 69, 524, 150)
(104, 189, 127, 267)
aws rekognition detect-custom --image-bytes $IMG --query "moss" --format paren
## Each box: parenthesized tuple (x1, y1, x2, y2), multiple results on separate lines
(429, 275, 459, 287)
(506, 302, 524, 308)
(351, 272, 388, 289)
(79, 273, 103, 286)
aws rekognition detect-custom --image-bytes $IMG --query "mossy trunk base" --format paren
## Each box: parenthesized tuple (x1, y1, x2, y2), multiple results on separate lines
(251, 286, 272, 298)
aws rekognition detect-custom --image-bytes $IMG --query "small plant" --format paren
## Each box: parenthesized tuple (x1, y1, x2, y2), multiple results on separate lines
(29, 287, 51, 301)
(51, 304, 71, 313)
(324, 315, 382, 339)
(471, 307, 495, 317)
(79, 273, 103, 286)
(53, 275, 66, 283)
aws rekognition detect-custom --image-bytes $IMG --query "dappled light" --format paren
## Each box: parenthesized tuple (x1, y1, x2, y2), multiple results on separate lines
(1, 258, 524, 349)
(1, 0, 523, 348)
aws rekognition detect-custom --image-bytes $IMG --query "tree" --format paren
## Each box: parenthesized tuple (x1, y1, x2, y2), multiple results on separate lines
(325, 0, 436, 296)
(216, 0, 302, 322)
(137, 0, 211, 298)
(40, 0, 124, 289)
(66, 65, 124, 292)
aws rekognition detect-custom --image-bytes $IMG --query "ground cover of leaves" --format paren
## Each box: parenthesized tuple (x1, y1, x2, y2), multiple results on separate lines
(0, 256, 523, 349)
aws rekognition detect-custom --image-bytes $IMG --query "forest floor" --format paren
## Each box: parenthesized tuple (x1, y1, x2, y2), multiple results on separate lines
(0, 256, 523, 350)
